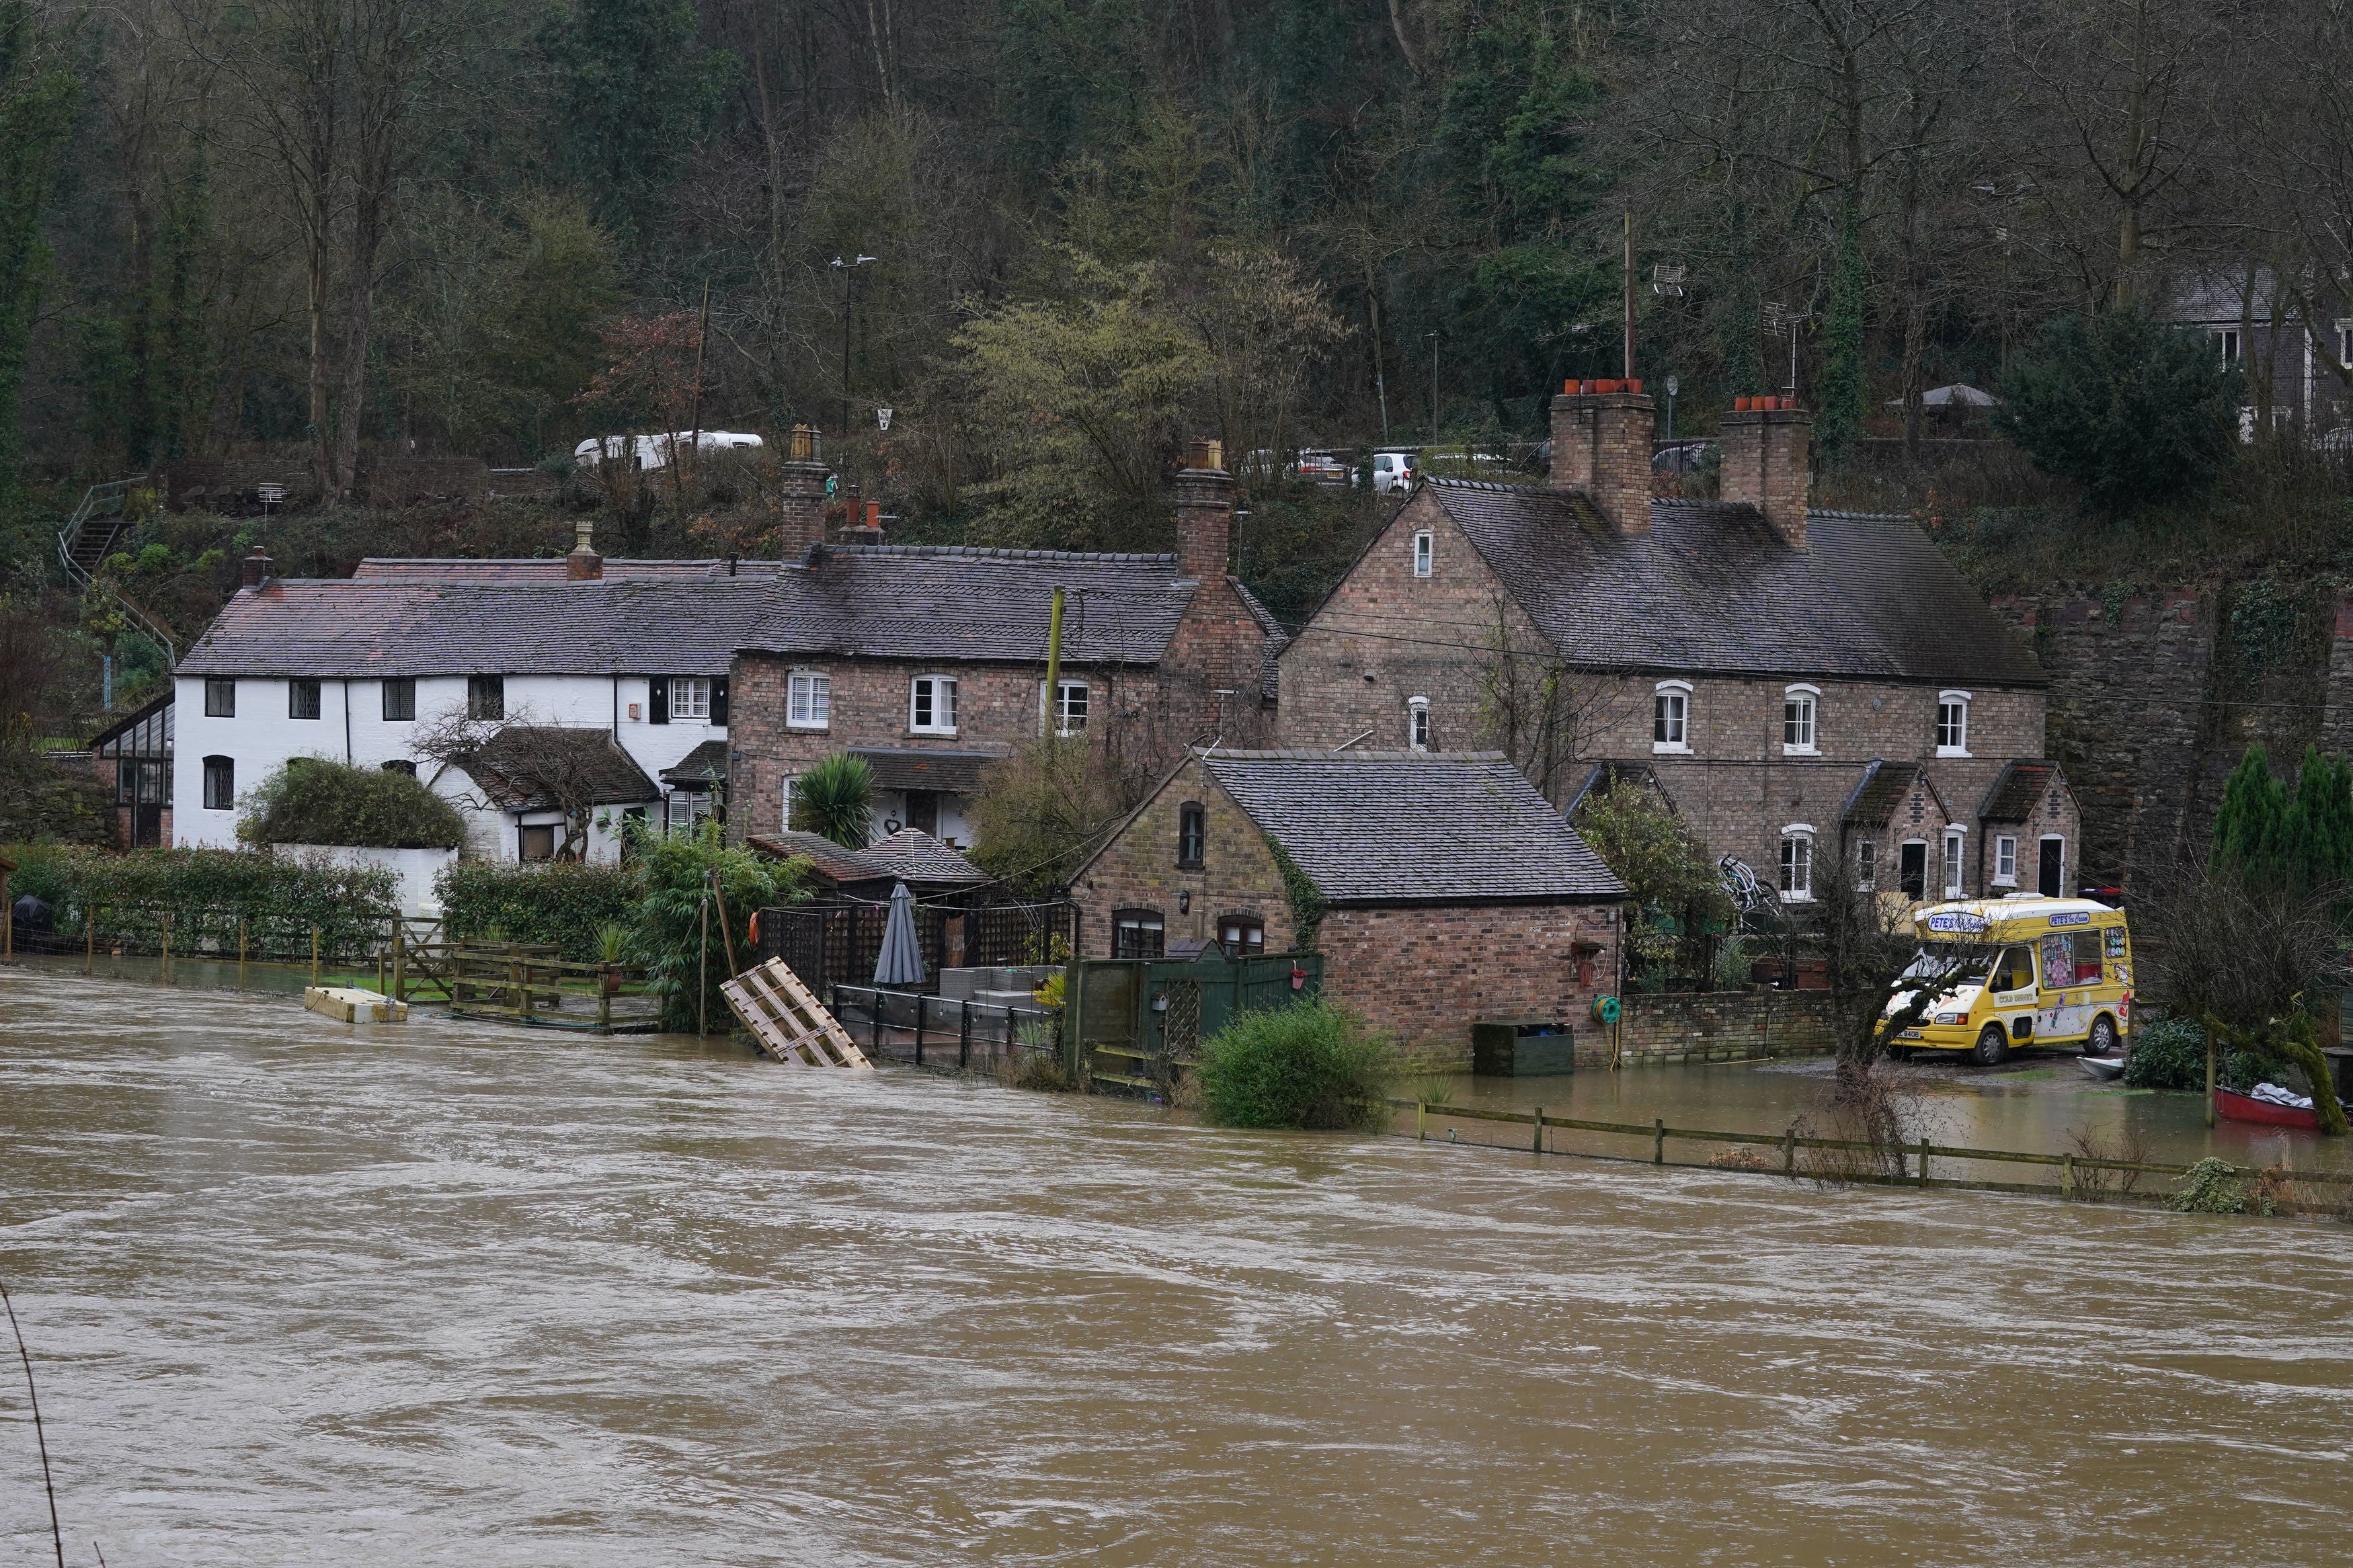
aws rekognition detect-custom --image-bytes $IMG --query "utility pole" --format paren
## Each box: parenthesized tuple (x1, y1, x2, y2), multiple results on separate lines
(1042, 585, 1065, 738)
(832, 254, 878, 438)
(1426, 333, 1439, 444)
(1623, 207, 1636, 380)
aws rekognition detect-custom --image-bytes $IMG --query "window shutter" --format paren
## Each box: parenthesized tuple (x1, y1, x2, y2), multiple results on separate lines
(711, 677, 729, 728)
(649, 676, 670, 725)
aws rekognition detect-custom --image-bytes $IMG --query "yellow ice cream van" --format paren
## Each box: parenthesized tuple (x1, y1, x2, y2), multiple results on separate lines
(1887, 897, 2132, 1065)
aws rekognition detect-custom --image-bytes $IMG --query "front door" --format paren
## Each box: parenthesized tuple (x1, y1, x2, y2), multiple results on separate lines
(1899, 841, 1928, 898)
(2038, 838, 2065, 897)
(906, 790, 939, 836)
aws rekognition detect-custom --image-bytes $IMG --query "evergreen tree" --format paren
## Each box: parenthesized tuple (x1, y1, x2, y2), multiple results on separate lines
(2212, 745, 2289, 884)
(0, 4, 75, 493)
(2281, 745, 2353, 895)
(1812, 194, 1868, 456)
(543, 0, 734, 257)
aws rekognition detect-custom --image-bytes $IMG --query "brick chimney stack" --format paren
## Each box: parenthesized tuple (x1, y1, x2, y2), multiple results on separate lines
(1718, 397, 1812, 548)
(239, 549, 272, 587)
(776, 423, 828, 560)
(1548, 380, 1655, 536)
(1173, 437, 1234, 583)
(566, 518, 603, 581)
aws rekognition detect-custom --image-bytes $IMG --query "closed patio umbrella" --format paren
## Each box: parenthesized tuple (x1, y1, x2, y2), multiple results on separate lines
(872, 880, 928, 988)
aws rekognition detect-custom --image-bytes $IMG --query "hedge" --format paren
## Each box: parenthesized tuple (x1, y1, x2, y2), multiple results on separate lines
(434, 858, 641, 961)
(3, 843, 398, 960)
(240, 759, 465, 849)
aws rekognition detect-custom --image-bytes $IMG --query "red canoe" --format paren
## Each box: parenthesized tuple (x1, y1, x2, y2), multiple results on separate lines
(2214, 1086, 2321, 1130)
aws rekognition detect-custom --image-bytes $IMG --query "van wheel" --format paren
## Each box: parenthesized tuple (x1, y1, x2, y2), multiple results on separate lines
(1972, 1026, 2011, 1066)
(2087, 1015, 2119, 1056)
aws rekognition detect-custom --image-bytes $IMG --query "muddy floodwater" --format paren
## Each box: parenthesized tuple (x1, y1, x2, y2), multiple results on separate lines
(4, 970, 2351, 1565)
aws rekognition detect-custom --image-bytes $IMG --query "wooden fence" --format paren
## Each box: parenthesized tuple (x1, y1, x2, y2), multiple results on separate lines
(441, 942, 659, 1033)
(1396, 1099, 2353, 1215)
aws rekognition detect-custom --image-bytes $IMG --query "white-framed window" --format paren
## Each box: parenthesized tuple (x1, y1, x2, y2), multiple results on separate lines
(1943, 826, 1966, 897)
(2217, 327, 2241, 368)
(1407, 696, 1431, 751)
(1779, 826, 1814, 902)
(1783, 684, 1819, 754)
(1041, 678, 1088, 735)
(787, 670, 830, 729)
(780, 774, 799, 831)
(1936, 690, 1970, 757)
(666, 788, 713, 833)
(910, 675, 958, 734)
(2339, 321, 2352, 370)
(1857, 839, 1877, 892)
(1412, 530, 1433, 577)
(1653, 680, 1691, 753)
(1994, 834, 2018, 886)
(671, 677, 713, 721)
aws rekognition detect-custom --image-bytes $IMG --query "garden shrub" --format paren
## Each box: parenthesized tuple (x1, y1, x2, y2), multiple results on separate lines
(2122, 1014, 2206, 1089)
(239, 759, 465, 849)
(1995, 308, 2241, 511)
(8, 844, 397, 959)
(2169, 1157, 2247, 1214)
(1195, 1000, 1399, 1131)
(629, 821, 808, 1032)
(434, 858, 641, 960)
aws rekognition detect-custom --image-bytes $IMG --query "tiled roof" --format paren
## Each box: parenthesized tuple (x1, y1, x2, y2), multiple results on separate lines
(1232, 581, 1290, 699)
(1421, 483, 2044, 686)
(747, 827, 987, 886)
(350, 557, 776, 583)
(660, 739, 730, 784)
(1979, 759, 2062, 821)
(177, 575, 770, 678)
(450, 727, 657, 811)
(1841, 759, 1921, 825)
(740, 544, 1195, 665)
(1199, 749, 1627, 904)
(848, 747, 1006, 796)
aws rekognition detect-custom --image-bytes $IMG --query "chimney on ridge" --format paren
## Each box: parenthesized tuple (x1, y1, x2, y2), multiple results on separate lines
(566, 518, 603, 580)
(239, 549, 273, 588)
(1548, 379, 1655, 536)
(1718, 396, 1812, 548)
(1173, 438, 1234, 583)
(776, 423, 829, 560)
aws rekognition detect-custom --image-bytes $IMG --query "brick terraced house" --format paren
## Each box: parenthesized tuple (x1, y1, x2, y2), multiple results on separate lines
(726, 441, 1283, 847)
(1275, 386, 2081, 903)
(1071, 749, 1627, 1053)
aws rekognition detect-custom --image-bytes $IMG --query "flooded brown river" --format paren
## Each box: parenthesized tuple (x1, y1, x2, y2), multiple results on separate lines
(4, 968, 2351, 1565)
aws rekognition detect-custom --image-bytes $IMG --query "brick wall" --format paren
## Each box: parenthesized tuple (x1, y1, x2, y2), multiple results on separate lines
(1718, 407, 1811, 547)
(1549, 389, 1654, 534)
(1611, 989, 1838, 1065)
(1318, 901, 1622, 1059)
(1072, 754, 1293, 954)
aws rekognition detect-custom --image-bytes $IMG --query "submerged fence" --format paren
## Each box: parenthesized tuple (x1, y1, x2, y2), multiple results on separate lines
(829, 983, 1060, 1077)
(1396, 1100, 2353, 1217)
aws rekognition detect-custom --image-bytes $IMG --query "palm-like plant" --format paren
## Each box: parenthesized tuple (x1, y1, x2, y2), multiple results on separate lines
(791, 752, 876, 848)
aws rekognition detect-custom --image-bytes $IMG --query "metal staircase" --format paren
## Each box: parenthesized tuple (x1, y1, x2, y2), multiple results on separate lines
(57, 477, 178, 663)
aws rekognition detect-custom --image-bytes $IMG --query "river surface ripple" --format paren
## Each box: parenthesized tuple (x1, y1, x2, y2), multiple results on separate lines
(2, 969, 2349, 1566)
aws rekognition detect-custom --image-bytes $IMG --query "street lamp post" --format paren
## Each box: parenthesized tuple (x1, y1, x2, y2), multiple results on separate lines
(1665, 374, 1679, 442)
(832, 253, 879, 438)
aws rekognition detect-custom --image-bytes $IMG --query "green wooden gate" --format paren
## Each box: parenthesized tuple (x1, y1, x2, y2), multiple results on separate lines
(1067, 951, 1324, 1095)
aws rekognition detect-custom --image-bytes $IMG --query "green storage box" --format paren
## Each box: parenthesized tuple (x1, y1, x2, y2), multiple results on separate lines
(1471, 1018, 1574, 1077)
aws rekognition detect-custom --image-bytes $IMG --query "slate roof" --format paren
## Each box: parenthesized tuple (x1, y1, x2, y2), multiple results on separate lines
(660, 739, 730, 785)
(738, 544, 1201, 666)
(350, 558, 777, 583)
(1198, 749, 1627, 905)
(1232, 581, 1290, 699)
(1416, 482, 2044, 686)
(450, 727, 658, 811)
(1979, 759, 2063, 821)
(1841, 759, 1923, 825)
(747, 827, 987, 887)
(848, 747, 1007, 796)
(177, 575, 770, 678)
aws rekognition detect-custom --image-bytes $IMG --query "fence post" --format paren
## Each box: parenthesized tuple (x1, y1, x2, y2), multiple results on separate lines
(519, 960, 534, 1025)
(311, 925, 321, 986)
(1532, 1106, 1544, 1155)
(161, 911, 171, 985)
(238, 917, 247, 989)
(959, 999, 971, 1071)
(391, 918, 405, 1002)
(1653, 1117, 1665, 1165)
(1782, 1123, 1796, 1176)
(86, 913, 94, 975)
(914, 996, 926, 1067)
(1918, 1137, 1931, 1189)
(2061, 1151, 2076, 1198)
(1417, 1102, 1427, 1141)
(598, 964, 612, 1032)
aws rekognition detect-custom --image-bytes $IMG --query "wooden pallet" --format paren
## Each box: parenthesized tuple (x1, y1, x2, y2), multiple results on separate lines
(721, 959, 872, 1067)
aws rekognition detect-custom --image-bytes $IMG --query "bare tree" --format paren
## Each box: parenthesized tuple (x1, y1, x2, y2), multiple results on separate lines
(411, 707, 639, 864)
(1470, 593, 1632, 806)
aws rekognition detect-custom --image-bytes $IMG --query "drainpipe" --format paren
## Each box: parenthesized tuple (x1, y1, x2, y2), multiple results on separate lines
(343, 678, 353, 762)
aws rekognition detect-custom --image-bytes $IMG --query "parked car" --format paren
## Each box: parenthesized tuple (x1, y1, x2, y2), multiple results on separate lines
(1293, 449, 1354, 484)
(1371, 449, 1418, 493)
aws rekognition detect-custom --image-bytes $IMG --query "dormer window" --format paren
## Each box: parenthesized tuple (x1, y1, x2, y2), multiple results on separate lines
(1936, 690, 1970, 757)
(1652, 680, 1691, 753)
(1412, 530, 1433, 577)
(1783, 684, 1819, 754)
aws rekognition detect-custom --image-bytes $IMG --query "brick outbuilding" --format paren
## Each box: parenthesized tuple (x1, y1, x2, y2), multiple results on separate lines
(1072, 749, 1628, 1059)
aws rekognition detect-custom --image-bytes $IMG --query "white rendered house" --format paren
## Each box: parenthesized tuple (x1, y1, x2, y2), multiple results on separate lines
(171, 532, 770, 862)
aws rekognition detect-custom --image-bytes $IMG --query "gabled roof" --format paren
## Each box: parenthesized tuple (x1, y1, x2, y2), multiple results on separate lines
(177, 575, 770, 679)
(747, 827, 987, 888)
(749, 830, 875, 883)
(1414, 482, 2044, 686)
(660, 739, 730, 785)
(739, 544, 1199, 665)
(1841, 759, 1921, 825)
(1198, 749, 1626, 905)
(1979, 759, 2066, 821)
(350, 558, 778, 583)
(448, 727, 658, 811)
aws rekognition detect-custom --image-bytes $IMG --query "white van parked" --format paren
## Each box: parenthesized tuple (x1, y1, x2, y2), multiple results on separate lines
(573, 431, 764, 470)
